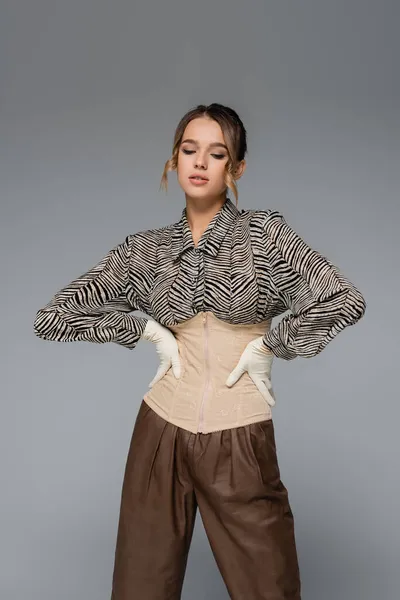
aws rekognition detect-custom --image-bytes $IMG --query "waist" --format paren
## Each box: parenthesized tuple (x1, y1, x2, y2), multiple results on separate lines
(143, 311, 274, 434)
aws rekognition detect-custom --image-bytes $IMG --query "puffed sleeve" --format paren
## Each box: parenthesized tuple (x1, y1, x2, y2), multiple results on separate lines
(260, 210, 366, 360)
(33, 233, 148, 350)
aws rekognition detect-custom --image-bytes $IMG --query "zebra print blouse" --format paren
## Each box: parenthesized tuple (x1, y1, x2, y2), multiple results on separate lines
(33, 197, 366, 360)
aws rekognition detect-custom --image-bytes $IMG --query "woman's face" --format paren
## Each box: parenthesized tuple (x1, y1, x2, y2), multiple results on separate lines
(176, 116, 243, 201)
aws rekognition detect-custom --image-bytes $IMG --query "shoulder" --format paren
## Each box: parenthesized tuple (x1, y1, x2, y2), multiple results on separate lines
(241, 207, 286, 235)
(125, 223, 177, 265)
(128, 222, 175, 245)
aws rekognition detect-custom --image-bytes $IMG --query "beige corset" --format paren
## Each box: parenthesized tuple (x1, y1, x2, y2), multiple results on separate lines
(143, 311, 274, 434)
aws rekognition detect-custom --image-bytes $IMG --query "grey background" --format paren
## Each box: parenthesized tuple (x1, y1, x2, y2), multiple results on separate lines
(1, 1, 398, 599)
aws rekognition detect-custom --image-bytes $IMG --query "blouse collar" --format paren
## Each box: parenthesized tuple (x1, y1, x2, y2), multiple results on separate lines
(170, 197, 241, 261)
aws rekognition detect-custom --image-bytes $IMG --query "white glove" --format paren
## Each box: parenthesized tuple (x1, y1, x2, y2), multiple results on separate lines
(141, 320, 181, 388)
(225, 336, 275, 407)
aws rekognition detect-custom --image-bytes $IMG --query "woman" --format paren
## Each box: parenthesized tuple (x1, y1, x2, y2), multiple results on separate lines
(33, 103, 366, 600)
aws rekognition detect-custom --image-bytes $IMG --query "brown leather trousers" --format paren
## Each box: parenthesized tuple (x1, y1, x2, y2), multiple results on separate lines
(110, 400, 302, 599)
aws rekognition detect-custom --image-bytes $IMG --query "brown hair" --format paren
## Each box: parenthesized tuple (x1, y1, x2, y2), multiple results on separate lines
(159, 103, 248, 206)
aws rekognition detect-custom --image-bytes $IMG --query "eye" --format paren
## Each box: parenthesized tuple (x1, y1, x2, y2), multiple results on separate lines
(182, 148, 195, 154)
(211, 153, 226, 160)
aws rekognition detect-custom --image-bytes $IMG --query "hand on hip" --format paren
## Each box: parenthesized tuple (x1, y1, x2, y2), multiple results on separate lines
(141, 320, 181, 387)
(225, 336, 275, 407)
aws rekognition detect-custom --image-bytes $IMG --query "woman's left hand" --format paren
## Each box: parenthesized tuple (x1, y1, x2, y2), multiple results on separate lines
(225, 336, 276, 407)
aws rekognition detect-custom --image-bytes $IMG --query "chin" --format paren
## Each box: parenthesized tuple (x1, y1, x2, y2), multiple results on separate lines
(179, 184, 212, 196)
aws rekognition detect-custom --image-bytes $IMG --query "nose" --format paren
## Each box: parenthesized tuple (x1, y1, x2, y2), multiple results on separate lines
(194, 152, 207, 169)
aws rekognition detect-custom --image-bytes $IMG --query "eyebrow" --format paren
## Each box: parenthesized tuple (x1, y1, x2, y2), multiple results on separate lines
(181, 138, 228, 151)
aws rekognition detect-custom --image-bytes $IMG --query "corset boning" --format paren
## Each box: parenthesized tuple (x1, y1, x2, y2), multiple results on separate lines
(143, 311, 274, 434)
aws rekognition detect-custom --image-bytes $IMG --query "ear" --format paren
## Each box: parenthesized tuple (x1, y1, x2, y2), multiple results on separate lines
(234, 159, 247, 180)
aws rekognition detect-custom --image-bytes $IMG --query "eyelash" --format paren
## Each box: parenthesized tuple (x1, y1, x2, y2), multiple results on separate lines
(181, 149, 226, 160)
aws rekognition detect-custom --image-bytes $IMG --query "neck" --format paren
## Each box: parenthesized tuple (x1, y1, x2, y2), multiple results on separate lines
(185, 193, 227, 234)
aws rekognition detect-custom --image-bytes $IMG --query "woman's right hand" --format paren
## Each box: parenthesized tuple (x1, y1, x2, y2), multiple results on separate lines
(140, 320, 181, 387)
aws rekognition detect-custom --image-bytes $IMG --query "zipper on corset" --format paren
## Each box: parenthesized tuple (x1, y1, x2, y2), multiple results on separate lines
(198, 312, 210, 433)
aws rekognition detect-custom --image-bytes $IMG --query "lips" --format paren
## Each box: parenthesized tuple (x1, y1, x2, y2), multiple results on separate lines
(189, 175, 209, 181)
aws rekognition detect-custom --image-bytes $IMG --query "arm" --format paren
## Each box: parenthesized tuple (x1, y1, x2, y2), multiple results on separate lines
(33, 234, 148, 350)
(260, 210, 367, 360)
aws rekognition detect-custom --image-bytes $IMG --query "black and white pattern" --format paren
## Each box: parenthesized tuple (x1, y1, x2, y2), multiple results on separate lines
(33, 197, 366, 360)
